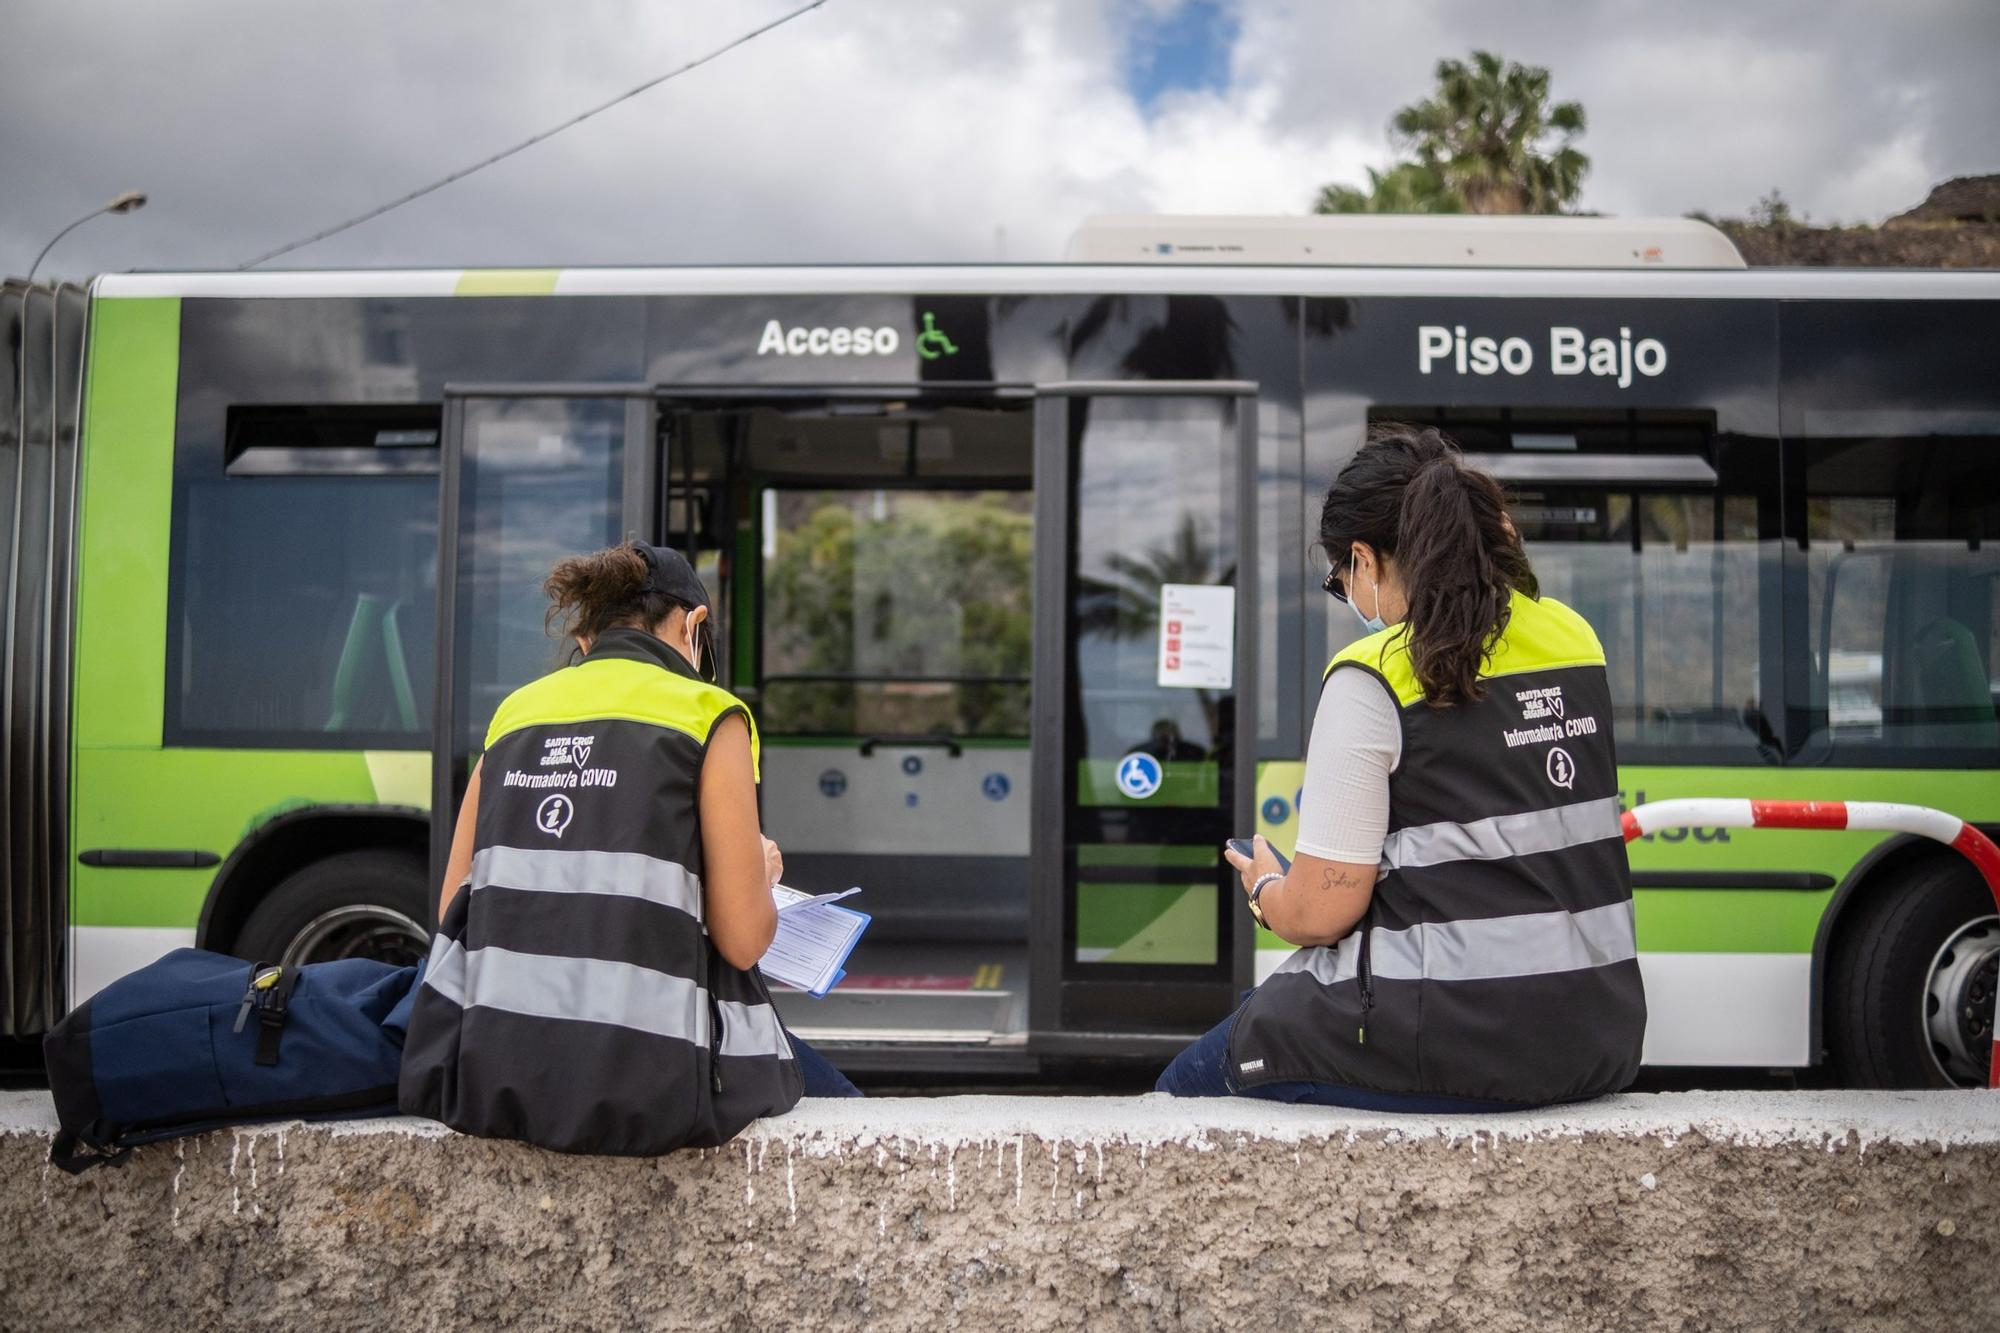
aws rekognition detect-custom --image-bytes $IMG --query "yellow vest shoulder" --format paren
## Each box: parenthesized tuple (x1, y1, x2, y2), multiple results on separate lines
(485, 658, 757, 755)
(1323, 588, 1607, 705)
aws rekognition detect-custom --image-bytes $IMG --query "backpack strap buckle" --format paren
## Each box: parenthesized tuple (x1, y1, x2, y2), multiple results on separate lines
(235, 963, 298, 1067)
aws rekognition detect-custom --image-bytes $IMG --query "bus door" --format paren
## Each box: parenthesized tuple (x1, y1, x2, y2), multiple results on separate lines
(430, 386, 657, 903)
(1030, 384, 1259, 1052)
(703, 393, 1038, 1059)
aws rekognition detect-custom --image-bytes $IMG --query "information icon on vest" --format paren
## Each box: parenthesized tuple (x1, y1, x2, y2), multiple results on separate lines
(1115, 751, 1163, 800)
(535, 793, 574, 837)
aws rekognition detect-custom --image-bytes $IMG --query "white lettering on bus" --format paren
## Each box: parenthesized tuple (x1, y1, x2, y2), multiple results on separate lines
(1418, 325, 1537, 377)
(757, 320, 900, 356)
(1548, 326, 1667, 388)
(1419, 325, 1452, 374)
(1423, 324, 1666, 387)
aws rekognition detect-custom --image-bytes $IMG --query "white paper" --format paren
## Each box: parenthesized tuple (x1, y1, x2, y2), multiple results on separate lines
(760, 885, 868, 995)
(774, 886, 862, 913)
(1157, 583, 1235, 690)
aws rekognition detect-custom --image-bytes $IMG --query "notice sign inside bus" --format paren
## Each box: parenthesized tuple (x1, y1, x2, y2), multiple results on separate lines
(1157, 584, 1234, 690)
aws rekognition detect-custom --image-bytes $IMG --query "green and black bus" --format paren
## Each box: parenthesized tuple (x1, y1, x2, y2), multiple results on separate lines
(4, 214, 1996, 1084)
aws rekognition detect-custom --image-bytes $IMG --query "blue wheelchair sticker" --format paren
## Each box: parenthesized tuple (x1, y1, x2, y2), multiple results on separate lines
(1115, 752, 1163, 800)
(902, 755, 923, 777)
(1262, 795, 1291, 826)
(982, 772, 1012, 802)
(819, 770, 848, 799)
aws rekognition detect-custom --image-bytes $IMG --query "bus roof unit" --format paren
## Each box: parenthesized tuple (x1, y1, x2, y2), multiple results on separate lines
(1065, 214, 1749, 270)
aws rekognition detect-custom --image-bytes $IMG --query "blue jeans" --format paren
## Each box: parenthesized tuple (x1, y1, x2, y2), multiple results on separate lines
(1155, 1007, 1523, 1113)
(785, 1028, 863, 1098)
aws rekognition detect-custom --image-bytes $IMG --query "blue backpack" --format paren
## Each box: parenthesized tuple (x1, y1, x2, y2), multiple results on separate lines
(42, 948, 420, 1173)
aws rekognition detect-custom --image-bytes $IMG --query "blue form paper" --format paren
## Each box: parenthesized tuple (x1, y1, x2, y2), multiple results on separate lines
(762, 887, 869, 997)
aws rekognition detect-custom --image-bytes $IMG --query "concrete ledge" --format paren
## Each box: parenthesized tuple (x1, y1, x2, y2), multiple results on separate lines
(4, 1090, 1997, 1330)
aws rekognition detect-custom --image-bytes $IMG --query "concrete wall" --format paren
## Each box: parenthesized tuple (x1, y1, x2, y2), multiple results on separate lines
(4, 1090, 1997, 1331)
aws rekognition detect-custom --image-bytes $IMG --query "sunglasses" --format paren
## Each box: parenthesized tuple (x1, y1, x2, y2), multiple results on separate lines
(1321, 564, 1350, 604)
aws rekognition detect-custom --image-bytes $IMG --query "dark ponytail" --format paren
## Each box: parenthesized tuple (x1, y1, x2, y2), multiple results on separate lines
(543, 544, 692, 663)
(1318, 424, 1536, 705)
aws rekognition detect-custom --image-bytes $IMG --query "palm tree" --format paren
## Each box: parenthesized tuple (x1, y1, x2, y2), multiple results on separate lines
(1315, 161, 1463, 215)
(1076, 514, 1232, 641)
(1390, 51, 1588, 215)
(1075, 514, 1237, 756)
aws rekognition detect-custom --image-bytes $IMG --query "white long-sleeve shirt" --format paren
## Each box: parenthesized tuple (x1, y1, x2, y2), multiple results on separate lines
(1292, 666, 1403, 865)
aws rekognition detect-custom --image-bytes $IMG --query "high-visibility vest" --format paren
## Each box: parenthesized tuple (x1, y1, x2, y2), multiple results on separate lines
(400, 627, 802, 1153)
(1231, 590, 1646, 1105)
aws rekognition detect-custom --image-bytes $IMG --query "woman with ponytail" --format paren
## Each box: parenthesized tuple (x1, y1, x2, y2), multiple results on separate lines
(1158, 425, 1645, 1110)
(402, 542, 856, 1159)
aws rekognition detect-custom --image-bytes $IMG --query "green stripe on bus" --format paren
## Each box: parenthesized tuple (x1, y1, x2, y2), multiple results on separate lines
(71, 748, 383, 927)
(1252, 759, 2000, 954)
(1076, 883, 1217, 965)
(1078, 844, 1215, 867)
(1252, 893, 1828, 956)
(453, 269, 560, 296)
(74, 298, 179, 748)
(1076, 759, 1218, 807)
(1631, 889, 1830, 953)
(733, 517, 757, 690)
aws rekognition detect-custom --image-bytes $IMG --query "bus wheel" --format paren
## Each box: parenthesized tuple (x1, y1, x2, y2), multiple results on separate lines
(233, 849, 431, 971)
(1826, 858, 1998, 1089)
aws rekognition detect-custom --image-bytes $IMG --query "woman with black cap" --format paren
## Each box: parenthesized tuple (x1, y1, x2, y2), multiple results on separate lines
(400, 541, 858, 1158)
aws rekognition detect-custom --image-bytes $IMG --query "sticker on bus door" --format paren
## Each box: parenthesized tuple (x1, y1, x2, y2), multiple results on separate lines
(1157, 583, 1234, 690)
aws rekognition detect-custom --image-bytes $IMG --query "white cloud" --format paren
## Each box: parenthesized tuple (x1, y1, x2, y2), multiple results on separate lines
(2, 0, 1995, 280)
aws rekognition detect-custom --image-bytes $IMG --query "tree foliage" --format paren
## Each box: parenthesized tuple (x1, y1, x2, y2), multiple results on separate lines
(1314, 162, 1462, 215)
(1315, 50, 1588, 216)
(761, 492, 1032, 736)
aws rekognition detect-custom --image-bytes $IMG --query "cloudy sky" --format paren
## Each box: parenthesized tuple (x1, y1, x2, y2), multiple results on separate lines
(6, 0, 1996, 279)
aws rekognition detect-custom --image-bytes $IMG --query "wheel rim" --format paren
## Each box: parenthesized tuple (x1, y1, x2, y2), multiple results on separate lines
(1923, 913, 2000, 1088)
(282, 905, 430, 970)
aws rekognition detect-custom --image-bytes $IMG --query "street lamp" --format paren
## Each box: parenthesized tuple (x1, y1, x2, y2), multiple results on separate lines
(25, 190, 148, 284)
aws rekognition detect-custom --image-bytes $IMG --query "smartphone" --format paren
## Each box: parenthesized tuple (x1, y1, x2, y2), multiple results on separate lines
(1226, 837, 1291, 873)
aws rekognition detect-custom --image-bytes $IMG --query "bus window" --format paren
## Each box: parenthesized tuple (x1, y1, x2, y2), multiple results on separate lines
(1367, 408, 1781, 763)
(1803, 438, 2000, 761)
(167, 407, 440, 748)
(759, 489, 1032, 737)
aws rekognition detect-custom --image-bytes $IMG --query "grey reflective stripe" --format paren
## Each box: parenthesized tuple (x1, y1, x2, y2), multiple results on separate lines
(718, 1000, 794, 1061)
(422, 929, 467, 1001)
(1274, 925, 1367, 987)
(1380, 795, 1623, 871)
(1274, 900, 1637, 985)
(471, 844, 703, 920)
(421, 938, 710, 1045)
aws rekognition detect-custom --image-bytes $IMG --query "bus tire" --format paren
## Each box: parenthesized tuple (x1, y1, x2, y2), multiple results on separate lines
(1825, 857, 1998, 1089)
(232, 849, 432, 971)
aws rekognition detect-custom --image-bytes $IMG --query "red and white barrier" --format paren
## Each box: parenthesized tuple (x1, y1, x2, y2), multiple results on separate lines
(1622, 799, 2000, 1090)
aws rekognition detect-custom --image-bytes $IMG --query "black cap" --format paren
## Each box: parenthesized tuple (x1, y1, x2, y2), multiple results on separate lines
(633, 543, 709, 613)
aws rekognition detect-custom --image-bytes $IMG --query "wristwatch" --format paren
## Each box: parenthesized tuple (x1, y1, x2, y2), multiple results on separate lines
(1246, 871, 1282, 929)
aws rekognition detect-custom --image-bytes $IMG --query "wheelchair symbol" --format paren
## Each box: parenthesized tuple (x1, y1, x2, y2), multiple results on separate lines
(1115, 752, 1162, 800)
(915, 311, 958, 361)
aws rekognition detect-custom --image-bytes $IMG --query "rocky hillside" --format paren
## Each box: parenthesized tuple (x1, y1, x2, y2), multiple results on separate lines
(1716, 174, 2000, 268)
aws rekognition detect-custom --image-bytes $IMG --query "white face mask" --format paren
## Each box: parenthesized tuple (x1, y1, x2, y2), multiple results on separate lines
(1351, 566, 1387, 635)
(683, 614, 704, 676)
(687, 611, 721, 682)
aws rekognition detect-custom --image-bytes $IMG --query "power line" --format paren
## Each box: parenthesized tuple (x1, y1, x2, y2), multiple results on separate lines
(239, 0, 830, 269)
